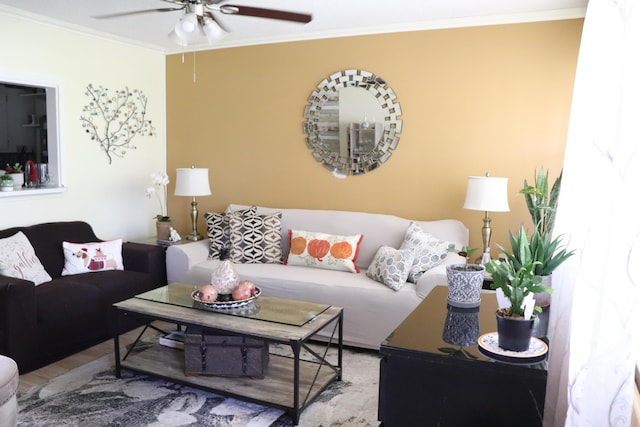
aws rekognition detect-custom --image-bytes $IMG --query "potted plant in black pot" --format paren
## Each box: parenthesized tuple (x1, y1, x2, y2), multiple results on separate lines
(446, 245, 485, 308)
(485, 255, 550, 352)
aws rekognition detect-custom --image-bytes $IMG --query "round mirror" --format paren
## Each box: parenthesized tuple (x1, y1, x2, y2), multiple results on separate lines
(303, 69, 402, 177)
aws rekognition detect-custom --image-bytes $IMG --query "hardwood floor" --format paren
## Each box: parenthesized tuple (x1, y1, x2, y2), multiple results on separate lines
(18, 324, 168, 393)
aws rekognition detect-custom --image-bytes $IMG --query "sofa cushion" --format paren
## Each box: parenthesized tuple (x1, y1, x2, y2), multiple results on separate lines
(400, 222, 452, 283)
(286, 229, 363, 273)
(61, 239, 124, 276)
(366, 246, 414, 290)
(205, 206, 257, 260)
(228, 212, 283, 264)
(0, 231, 52, 285)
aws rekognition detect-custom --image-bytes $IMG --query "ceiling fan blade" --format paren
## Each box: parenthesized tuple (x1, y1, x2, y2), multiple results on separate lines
(159, 0, 189, 5)
(204, 12, 230, 33)
(221, 5, 312, 23)
(94, 7, 184, 19)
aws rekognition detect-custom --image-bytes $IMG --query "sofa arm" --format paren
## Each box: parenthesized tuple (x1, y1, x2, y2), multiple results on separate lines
(414, 252, 465, 299)
(0, 275, 37, 361)
(166, 240, 209, 283)
(122, 242, 167, 286)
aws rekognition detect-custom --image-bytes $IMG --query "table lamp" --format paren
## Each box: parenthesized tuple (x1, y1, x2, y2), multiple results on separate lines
(463, 173, 510, 264)
(174, 166, 212, 241)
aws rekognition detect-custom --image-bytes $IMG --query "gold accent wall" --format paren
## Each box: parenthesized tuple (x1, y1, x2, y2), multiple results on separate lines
(166, 19, 583, 254)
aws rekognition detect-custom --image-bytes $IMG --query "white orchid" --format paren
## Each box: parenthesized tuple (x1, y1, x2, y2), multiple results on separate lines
(146, 171, 170, 221)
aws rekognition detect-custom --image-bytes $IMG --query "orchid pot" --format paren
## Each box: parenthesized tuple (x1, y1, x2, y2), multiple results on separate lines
(156, 220, 172, 241)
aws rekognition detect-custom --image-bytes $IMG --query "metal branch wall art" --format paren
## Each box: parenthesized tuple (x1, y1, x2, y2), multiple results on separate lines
(80, 84, 156, 164)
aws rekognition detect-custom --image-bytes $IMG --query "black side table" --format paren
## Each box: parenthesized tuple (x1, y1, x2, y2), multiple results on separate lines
(378, 286, 547, 427)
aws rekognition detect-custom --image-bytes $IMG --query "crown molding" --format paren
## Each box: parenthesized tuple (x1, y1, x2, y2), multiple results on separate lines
(1, 5, 586, 55)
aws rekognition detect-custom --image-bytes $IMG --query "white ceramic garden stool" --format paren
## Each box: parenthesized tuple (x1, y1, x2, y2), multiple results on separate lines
(0, 355, 19, 427)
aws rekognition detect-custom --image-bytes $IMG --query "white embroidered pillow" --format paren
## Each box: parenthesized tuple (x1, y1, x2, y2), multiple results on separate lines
(0, 231, 52, 285)
(285, 230, 364, 273)
(62, 239, 124, 275)
(400, 222, 451, 283)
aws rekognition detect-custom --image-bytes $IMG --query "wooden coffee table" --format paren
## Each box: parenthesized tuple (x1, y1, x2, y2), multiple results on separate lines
(112, 283, 343, 425)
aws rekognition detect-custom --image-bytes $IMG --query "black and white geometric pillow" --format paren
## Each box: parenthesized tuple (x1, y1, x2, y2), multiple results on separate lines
(204, 206, 257, 260)
(228, 212, 283, 264)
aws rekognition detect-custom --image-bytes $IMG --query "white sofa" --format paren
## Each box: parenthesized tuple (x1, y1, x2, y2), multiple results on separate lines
(0, 355, 18, 427)
(166, 204, 468, 349)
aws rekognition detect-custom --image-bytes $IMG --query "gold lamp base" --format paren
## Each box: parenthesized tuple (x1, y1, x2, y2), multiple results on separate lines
(186, 196, 202, 241)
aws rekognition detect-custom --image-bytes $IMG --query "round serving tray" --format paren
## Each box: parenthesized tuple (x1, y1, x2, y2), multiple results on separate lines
(477, 332, 548, 365)
(191, 286, 261, 310)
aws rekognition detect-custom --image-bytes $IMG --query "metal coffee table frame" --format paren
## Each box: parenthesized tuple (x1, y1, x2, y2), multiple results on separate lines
(113, 296, 343, 425)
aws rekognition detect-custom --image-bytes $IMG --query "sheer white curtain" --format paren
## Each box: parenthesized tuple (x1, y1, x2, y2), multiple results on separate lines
(544, 0, 640, 425)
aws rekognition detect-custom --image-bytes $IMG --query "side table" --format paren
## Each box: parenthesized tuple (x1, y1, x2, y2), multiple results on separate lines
(127, 236, 185, 248)
(378, 286, 548, 427)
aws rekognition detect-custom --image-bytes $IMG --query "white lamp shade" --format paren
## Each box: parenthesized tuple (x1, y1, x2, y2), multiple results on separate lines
(174, 167, 212, 197)
(463, 176, 510, 212)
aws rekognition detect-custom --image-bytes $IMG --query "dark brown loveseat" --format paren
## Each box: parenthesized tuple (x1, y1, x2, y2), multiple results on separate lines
(0, 221, 166, 373)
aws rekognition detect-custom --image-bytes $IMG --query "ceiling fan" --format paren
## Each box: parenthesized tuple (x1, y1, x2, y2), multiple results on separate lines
(96, 0, 313, 46)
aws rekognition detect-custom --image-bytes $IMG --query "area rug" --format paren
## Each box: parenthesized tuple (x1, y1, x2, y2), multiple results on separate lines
(17, 345, 380, 427)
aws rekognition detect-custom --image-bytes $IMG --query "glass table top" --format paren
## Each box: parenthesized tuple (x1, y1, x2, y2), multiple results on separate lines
(135, 282, 331, 327)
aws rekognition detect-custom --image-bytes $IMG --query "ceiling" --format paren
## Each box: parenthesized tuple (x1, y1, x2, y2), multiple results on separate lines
(0, 0, 587, 54)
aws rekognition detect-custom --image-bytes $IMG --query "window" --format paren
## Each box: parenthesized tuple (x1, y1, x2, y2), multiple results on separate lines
(0, 73, 62, 197)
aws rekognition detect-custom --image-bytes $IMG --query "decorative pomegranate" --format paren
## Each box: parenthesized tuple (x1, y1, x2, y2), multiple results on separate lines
(198, 285, 218, 302)
(238, 280, 256, 295)
(232, 281, 255, 300)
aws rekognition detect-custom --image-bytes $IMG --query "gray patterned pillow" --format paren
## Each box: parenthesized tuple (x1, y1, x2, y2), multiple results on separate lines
(366, 246, 414, 290)
(400, 221, 451, 283)
(228, 212, 283, 264)
(204, 206, 257, 260)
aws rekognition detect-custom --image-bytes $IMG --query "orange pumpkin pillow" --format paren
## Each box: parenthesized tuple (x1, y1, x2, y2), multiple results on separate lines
(285, 230, 363, 273)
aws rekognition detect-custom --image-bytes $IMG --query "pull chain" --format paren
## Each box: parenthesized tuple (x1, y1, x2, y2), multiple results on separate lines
(193, 52, 197, 83)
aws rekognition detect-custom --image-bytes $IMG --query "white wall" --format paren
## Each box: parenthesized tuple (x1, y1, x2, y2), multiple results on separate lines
(0, 12, 166, 240)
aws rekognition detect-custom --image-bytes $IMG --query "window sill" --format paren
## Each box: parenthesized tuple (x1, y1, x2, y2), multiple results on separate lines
(0, 186, 67, 198)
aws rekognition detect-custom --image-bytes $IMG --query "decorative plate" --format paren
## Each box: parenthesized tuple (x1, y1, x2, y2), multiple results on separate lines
(191, 287, 261, 310)
(477, 332, 548, 365)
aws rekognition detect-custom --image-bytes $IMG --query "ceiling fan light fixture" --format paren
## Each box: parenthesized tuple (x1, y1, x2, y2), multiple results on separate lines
(170, 12, 204, 45)
(176, 12, 199, 35)
(168, 29, 189, 46)
(203, 18, 226, 43)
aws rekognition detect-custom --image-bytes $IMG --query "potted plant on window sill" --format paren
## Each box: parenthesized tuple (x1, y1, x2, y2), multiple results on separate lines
(0, 174, 14, 191)
(485, 254, 550, 352)
(446, 245, 485, 308)
(5, 163, 23, 189)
